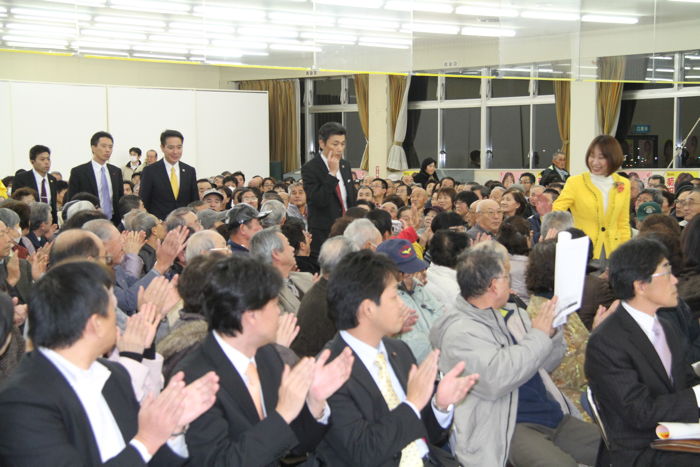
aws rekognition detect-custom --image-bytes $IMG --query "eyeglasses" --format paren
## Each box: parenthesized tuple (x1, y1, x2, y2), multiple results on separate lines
(98, 255, 113, 266)
(651, 263, 673, 279)
(677, 199, 698, 207)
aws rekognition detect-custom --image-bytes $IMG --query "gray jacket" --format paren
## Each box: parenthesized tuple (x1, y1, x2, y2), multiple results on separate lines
(429, 296, 573, 467)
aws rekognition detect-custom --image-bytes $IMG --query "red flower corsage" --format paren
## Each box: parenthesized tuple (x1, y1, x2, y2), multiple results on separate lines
(613, 182, 625, 193)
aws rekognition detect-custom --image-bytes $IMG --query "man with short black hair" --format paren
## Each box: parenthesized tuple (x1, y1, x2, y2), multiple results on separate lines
(586, 237, 700, 466)
(67, 131, 124, 225)
(0, 260, 219, 466)
(318, 249, 478, 466)
(648, 174, 666, 189)
(301, 122, 357, 257)
(175, 254, 354, 466)
(11, 144, 58, 223)
(196, 179, 213, 200)
(122, 147, 144, 181)
(140, 130, 199, 221)
(519, 172, 536, 197)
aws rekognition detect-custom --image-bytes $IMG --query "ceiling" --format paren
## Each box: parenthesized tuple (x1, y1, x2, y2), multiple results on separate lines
(0, 0, 698, 78)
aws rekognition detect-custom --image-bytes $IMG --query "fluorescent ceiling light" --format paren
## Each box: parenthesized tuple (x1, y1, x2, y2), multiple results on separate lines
(686, 55, 700, 60)
(80, 49, 130, 56)
(645, 77, 673, 82)
(668, 0, 700, 3)
(650, 55, 673, 60)
(109, 0, 191, 14)
(72, 39, 130, 49)
(206, 60, 244, 66)
(190, 47, 242, 58)
(455, 6, 519, 17)
(300, 31, 357, 44)
(95, 15, 166, 28)
(646, 68, 674, 72)
(238, 26, 298, 38)
(521, 11, 579, 21)
(5, 41, 68, 49)
(581, 14, 638, 24)
(358, 41, 409, 49)
(461, 26, 516, 37)
(45, 0, 106, 6)
(497, 67, 530, 72)
(359, 35, 411, 45)
(132, 43, 189, 54)
(269, 43, 321, 52)
(316, 0, 383, 8)
(685, 75, 700, 79)
(384, 1, 453, 14)
(168, 21, 235, 34)
(82, 28, 147, 40)
(338, 17, 400, 31)
(3, 35, 68, 46)
(192, 6, 265, 22)
(401, 22, 460, 35)
(148, 34, 208, 45)
(268, 12, 335, 26)
(211, 39, 267, 49)
(132, 53, 187, 60)
(11, 7, 91, 21)
(7, 23, 77, 36)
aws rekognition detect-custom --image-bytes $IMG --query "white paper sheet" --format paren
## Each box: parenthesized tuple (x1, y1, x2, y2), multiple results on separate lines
(656, 422, 700, 440)
(553, 232, 590, 327)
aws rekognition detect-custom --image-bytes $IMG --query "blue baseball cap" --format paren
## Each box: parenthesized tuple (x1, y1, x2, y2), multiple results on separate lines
(376, 238, 428, 274)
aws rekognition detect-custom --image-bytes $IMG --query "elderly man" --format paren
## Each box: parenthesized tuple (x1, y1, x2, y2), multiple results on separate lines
(83, 219, 185, 314)
(430, 241, 600, 467)
(292, 236, 355, 357)
(539, 211, 574, 240)
(184, 230, 228, 263)
(286, 182, 308, 228)
(19, 202, 55, 255)
(540, 152, 570, 186)
(250, 227, 314, 316)
(466, 199, 502, 240)
(586, 237, 700, 466)
(343, 218, 382, 251)
(0, 219, 33, 305)
(164, 207, 202, 234)
(201, 189, 225, 212)
(225, 204, 267, 254)
(528, 189, 559, 243)
(261, 199, 286, 228)
(126, 211, 166, 274)
(0, 260, 219, 466)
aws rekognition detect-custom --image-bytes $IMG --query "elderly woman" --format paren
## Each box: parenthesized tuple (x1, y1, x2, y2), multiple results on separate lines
(125, 211, 166, 274)
(552, 135, 630, 259)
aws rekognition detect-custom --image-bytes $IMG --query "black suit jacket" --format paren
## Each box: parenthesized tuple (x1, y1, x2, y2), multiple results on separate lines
(11, 170, 58, 224)
(139, 159, 198, 221)
(317, 335, 452, 467)
(539, 165, 569, 186)
(291, 278, 336, 357)
(67, 161, 124, 224)
(585, 306, 700, 466)
(0, 351, 184, 466)
(0, 258, 33, 304)
(175, 333, 328, 466)
(301, 155, 356, 232)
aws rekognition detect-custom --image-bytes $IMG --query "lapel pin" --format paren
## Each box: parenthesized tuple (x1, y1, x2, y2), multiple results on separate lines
(390, 351, 397, 358)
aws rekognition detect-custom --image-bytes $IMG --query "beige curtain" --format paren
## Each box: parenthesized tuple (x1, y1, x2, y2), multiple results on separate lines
(553, 81, 571, 162)
(354, 74, 370, 170)
(239, 79, 298, 173)
(386, 75, 410, 171)
(596, 56, 626, 135)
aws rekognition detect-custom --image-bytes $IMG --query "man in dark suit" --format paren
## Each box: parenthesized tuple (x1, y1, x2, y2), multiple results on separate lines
(139, 130, 198, 221)
(0, 260, 219, 466)
(175, 255, 354, 466)
(67, 131, 124, 225)
(585, 237, 700, 467)
(539, 151, 570, 186)
(317, 250, 478, 467)
(11, 144, 58, 224)
(301, 122, 357, 257)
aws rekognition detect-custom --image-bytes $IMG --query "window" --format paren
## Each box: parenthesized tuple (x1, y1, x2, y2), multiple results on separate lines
(623, 54, 674, 90)
(679, 96, 700, 167)
(537, 80, 554, 96)
(445, 77, 480, 100)
(617, 98, 674, 168)
(443, 108, 481, 168)
(408, 76, 438, 102)
(489, 106, 530, 168)
(683, 51, 700, 88)
(343, 111, 365, 168)
(313, 79, 341, 105)
(533, 104, 561, 169)
(348, 76, 357, 104)
(403, 109, 438, 167)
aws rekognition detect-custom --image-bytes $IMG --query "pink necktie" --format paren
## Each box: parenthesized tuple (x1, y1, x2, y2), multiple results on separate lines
(652, 319, 673, 380)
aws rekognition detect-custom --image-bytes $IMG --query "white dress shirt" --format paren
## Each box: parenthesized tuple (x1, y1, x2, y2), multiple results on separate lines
(339, 330, 453, 458)
(320, 154, 347, 211)
(163, 160, 180, 185)
(621, 302, 700, 405)
(213, 331, 330, 423)
(32, 169, 51, 204)
(91, 160, 113, 199)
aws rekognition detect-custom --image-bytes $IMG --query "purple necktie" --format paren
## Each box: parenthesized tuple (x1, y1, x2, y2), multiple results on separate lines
(652, 319, 673, 380)
(40, 179, 48, 204)
(100, 166, 113, 220)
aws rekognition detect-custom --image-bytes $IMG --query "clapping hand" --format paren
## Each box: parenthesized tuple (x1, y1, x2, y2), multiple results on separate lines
(531, 296, 558, 337)
(406, 349, 440, 411)
(307, 347, 354, 417)
(592, 299, 619, 329)
(434, 360, 479, 410)
(276, 312, 300, 348)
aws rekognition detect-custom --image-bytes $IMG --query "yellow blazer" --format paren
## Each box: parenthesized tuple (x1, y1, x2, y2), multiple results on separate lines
(0, 180, 6, 199)
(552, 172, 631, 259)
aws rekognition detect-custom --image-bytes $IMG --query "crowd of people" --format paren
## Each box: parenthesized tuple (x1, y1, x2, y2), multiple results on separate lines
(0, 123, 699, 466)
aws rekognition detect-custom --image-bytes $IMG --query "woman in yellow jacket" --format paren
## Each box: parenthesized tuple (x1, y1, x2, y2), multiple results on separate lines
(552, 135, 631, 259)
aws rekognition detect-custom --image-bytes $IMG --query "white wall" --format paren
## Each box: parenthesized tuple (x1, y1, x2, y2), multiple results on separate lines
(0, 81, 269, 180)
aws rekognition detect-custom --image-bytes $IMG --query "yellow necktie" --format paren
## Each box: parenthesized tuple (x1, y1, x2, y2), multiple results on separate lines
(375, 353, 424, 467)
(170, 166, 179, 199)
(246, 362, 264, 420)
